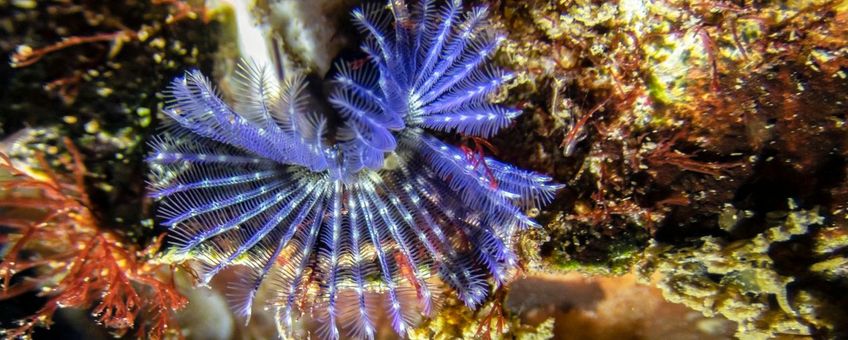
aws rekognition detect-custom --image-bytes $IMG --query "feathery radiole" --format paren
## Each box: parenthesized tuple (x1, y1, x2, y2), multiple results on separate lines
(147, 0, 562, 338)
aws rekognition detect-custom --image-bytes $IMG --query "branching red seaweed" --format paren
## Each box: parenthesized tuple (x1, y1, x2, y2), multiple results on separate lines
(474, 290, 508, 340)
(0, 139, 186, 339)
(646, 131, 744, 177)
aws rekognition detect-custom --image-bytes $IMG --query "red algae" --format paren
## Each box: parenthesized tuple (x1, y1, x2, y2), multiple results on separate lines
(0, 139, 186, 339)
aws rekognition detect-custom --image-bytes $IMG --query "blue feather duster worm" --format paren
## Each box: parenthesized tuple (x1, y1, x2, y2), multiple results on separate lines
(147, 0, 562, 338)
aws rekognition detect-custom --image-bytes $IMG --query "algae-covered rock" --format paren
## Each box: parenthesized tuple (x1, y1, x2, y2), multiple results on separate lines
(1, 0, 221, 242)
(639, 201, 848, 338)
(409, 295, 555, 340)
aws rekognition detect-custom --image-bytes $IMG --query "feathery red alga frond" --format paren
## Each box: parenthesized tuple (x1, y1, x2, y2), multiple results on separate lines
(0, 138, 186, 339)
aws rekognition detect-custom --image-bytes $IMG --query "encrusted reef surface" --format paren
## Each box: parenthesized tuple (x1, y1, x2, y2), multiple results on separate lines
(1, 0, 847, 339)
(486, 0, 848, 338)
(639, 201, 847, 339)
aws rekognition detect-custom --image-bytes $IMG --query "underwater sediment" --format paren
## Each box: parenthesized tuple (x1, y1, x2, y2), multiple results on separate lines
(1, 0, 847, 339)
